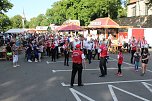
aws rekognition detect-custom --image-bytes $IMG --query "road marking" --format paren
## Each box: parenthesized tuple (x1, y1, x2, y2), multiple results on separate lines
(46, 59, 115, 64)
(147, 69, 152, 73)
(61, 79, 152, 87)
(110, 57, 134, 66)
(111, 57, 152, 73)
(142, 82, 152, 93)
(69, 88, 95, 101)
(52, 67, 134, 73)
(108, 85, 118, 101)
(108, 85, 150, 101)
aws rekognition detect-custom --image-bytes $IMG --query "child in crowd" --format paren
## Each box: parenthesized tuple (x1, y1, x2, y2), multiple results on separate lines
(134, 48, 141, 71)
(38, 43, 44, 62)
(117, 49, 123, 76)
(12, 43, 20, 67)
(141, 48, 150, 76)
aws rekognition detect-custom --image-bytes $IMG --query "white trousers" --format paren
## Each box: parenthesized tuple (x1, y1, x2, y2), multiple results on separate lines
(13, 55, 18, 63)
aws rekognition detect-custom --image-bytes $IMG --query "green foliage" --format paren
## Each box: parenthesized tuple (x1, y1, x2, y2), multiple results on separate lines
(29, 14, 50, 28)
(25, 20, 29, 28)
(40, 19, 50, 26)
(36, 14, 46, 26)
(45, 0, 125, 26)
(10, 15, 23, 28)
(118, 7, 127, 18)
(0, 14, 11, 32)
(29, 17, 38, 28)
(0, 0, 13, 14)
(28, 0, 126, 28)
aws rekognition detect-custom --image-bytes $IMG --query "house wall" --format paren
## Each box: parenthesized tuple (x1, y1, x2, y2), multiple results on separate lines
(115, 15, 152, 28)
(127, 0, 152, 17)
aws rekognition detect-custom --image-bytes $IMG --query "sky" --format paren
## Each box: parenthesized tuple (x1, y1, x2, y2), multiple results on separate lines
(6, 0, 60, 21)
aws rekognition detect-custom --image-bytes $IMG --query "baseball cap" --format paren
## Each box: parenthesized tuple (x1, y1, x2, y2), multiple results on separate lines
(76, 44, 81, 48)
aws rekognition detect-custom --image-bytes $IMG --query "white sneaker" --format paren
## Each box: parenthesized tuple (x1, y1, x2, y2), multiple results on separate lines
(13, 65, 17, 67)
(28, 60, 32, 62)
(16, 65, 20, 67)
(35, 60, 38, 62)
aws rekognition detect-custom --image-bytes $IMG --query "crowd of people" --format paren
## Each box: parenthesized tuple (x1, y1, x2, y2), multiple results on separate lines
(70, 36, 150, 87)
(0, 32, 150, 87)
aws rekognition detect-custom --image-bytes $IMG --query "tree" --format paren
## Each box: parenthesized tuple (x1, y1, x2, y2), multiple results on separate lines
(29, 17, 38, 28)
(25, 20, 29, 28)
(118, 7, 127, 18)
(0, 14, 11, 32)
(36, 14, 46, 26)
(45, 0, 124, 26)
(0, 0, 13, 14)
(40, 19, 50, 26)
(10, 15, 23, 28)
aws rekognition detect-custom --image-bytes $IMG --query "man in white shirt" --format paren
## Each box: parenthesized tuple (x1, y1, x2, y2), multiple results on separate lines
(83, 38, 88, 56)
(86, 41, 93, 64)
(54, 38, 59, 59)
(73, 38, 80, 50)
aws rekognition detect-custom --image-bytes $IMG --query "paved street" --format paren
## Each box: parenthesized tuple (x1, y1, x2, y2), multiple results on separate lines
(0, 50, 152, 101)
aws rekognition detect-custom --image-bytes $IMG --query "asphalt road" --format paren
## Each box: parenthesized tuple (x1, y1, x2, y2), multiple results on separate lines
(0, 50, 152, 101)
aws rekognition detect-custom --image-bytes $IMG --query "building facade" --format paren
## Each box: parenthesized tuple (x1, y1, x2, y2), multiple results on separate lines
(127, 0, 152, 17)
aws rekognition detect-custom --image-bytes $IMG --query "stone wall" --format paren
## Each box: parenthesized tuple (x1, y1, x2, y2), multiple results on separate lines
(115, 15, 152, 28)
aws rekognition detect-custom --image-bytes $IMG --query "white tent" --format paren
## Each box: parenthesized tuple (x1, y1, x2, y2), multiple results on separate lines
(5, 29, 27, 34)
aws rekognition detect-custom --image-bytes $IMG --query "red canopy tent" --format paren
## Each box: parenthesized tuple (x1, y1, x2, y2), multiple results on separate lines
(88, 17, 119, 28)
(56, 24, 83, 32)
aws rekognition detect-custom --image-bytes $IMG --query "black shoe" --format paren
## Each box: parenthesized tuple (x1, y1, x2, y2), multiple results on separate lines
(70, 85, 73, 88)
(141, 73, 145, 76)
(99, 75, 105, 77)
(78, 84, 84, 86)
(67, 64, 69, 66)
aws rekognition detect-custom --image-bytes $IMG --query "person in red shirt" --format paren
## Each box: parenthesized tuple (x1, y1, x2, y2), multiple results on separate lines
(70, 44, 85, 88)
(93, 39, 100, 60)
(46, 40, 51, 57)
(117, 49, 123, 76)
(98, 39, 108, 77)
(130, 37, 137, 64)
(51, 40, 56, 62)
(63, 40, 70, 66)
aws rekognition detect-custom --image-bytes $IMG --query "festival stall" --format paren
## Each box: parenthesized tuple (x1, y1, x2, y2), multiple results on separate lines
(36, 26, 49, 33)
(5, 28, 27, 34)
(55, 20, 84, 36)
(84, 17, 133, 53)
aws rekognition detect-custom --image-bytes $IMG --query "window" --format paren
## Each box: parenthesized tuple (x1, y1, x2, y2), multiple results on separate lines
(145, 4, 148, 15)
(132, 6, 136, 16)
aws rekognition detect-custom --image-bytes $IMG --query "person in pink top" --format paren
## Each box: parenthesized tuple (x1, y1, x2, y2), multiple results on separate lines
(141, 37, 148, 55)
